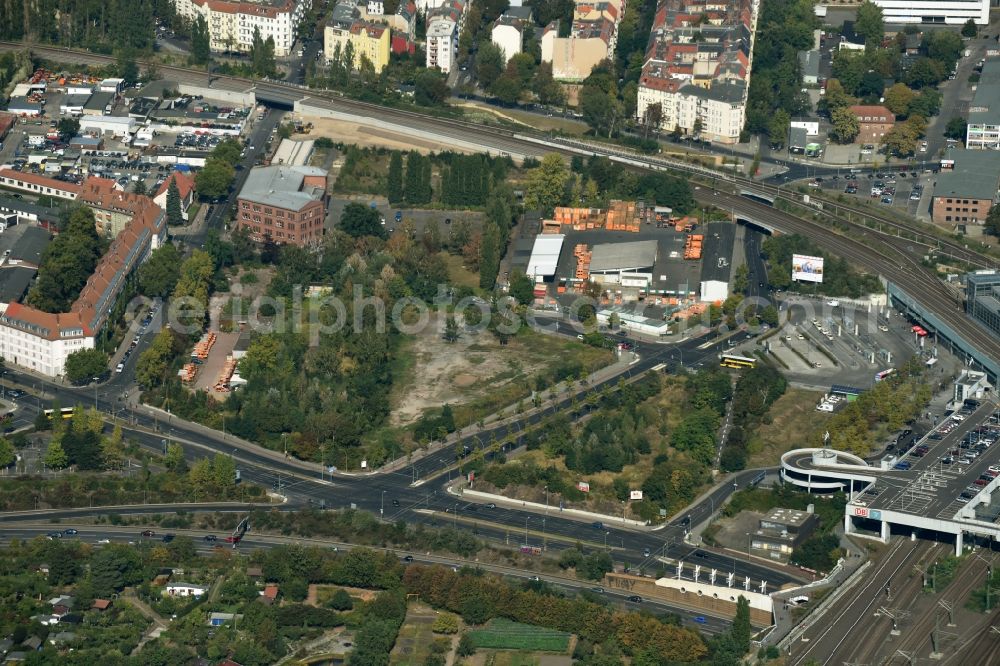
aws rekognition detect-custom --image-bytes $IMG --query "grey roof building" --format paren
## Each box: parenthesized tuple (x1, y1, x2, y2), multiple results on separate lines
(589, 240, 658, 274)
(83, 92, 114, 114)
(798, 50, 820, 83)
(0, 267, 37, 306)
(933, 150, 1000, 201)
(238, 165, 328, 212)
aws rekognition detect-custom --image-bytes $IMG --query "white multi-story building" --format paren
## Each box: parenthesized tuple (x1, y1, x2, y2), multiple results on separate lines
(966, 59, 1000, 150)
(871, 0, 988, 25)
(171, 0, 311, 56)
(491, 11, 529, 64)
(425, 0, 465, 73)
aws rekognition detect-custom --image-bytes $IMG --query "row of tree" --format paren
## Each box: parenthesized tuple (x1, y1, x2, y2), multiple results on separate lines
(719, 365, 788, 472)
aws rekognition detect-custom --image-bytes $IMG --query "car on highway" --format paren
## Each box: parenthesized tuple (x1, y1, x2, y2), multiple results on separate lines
(485, 503, 496, 509)
(893, 461, 911, 470)
(140, 530, 155, 537)
(96, 538, 110, 544)
(203, 535, 218, 542)
(46, 532, 62, 539)
(402, 555, 414, 563)
(643, 547, 651, 557)
(162, 533, 176, 542)
(528, 576, 540, 581)
(6, 389, 24, 398)
(62, 529, 78, 536)
(392, 499, 400, 507)
(590, 587, 605, 594)
(592, 522, 604, 530)
(693, 616, 707, 624)
(627, 595, 643, 603)
(225, 535, 241, 543)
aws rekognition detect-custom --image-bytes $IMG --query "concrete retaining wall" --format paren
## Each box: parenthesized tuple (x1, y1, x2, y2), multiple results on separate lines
(178, 84, 255, 107)
(605, 573, 773, 626)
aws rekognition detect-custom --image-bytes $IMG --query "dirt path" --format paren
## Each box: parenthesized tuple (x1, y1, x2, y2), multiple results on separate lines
(121, 588, 169, 653)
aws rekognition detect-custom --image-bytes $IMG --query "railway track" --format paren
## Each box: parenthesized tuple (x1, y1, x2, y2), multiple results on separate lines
(856, 552, 994, 663)
(789, 540, 942, 666)
(5, 40, 1000, 372)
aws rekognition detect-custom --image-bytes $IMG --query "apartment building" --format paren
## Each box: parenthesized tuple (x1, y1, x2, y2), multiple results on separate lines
(426, 0, 466, 73)
(492, 11, 529, 64)
(966, 59, 1000, 150)
(171, 0, 311, 56)
(849, 105, 894, 144)
(324, 19, 391, 72)
(236, 165, 328, 245)
(636, 0, 759, 144)
(0, 199, 166, 377)
(541, 0, 624, 82)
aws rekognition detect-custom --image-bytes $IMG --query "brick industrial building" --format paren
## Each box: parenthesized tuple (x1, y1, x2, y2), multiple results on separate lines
(236, 165, 328, 246)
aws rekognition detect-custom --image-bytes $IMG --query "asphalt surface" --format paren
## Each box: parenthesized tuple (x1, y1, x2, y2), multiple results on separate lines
(0, 39, 989, 601)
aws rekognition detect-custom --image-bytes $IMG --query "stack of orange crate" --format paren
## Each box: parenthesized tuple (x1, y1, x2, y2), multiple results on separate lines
(683, 234, 703, 260)
(178, 363, 198, 382)
(574, 244, 591, 280)
(214, 356, 237, 393)
(191, 332, 217, 360)
(673, 217, 695, 232)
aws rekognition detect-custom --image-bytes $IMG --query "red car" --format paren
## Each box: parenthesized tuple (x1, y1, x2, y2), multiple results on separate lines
(224, 535, 242, 544)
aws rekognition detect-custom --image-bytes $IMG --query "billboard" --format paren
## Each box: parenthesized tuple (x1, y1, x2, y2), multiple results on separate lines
(629, 490, 643, 501)
(577, 481, 591, 493)
(792, 254, 824, 283)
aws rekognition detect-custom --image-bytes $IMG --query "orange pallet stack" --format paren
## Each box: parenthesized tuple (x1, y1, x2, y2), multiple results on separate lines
(214, 356, 237, 393)
(179, 363, 198, 382)
(683, 234, 703, 260)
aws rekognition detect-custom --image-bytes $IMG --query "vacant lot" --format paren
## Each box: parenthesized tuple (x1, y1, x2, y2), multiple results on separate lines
(390, 318, 613, 427)
(748, 388, 827, 467)
(466, 618, 571, 653)
(298, 115, 474, 155)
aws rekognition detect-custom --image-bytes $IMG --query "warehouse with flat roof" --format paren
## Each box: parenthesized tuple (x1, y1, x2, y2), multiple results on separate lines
(587, 240, 658, 288)
(526, 234, 565, 279)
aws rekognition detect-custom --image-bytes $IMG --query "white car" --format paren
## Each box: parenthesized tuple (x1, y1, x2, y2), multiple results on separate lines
(96, 539, 110, 544)
(826, 300, 840, 307)
(115, 362, 124, 373)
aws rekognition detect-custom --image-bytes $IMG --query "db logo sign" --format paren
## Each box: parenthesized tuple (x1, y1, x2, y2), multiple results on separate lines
(853, 507, 869, 518)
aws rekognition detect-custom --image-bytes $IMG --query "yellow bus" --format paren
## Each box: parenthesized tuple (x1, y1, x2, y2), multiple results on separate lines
(43, 407, 74, 420)
(720, 353, 756, 369)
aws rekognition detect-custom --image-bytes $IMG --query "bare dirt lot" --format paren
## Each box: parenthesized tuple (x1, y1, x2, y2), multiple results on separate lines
(390, 314, 610, 426)
(297, 116, 476, 154)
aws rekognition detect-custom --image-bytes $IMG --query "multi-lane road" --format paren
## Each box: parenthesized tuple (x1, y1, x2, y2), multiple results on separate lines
(0, 523, 736, 634)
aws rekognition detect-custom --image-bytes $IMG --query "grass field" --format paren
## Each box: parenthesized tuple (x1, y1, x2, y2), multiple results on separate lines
(441, 253, 480, 290)
(466, 618, 570, 652)
(747, 388, 827, 467)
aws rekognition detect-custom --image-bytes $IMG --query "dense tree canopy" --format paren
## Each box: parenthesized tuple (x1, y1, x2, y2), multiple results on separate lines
(27, 207, 103, 313)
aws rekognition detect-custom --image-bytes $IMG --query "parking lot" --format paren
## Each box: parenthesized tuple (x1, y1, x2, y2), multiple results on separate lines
(866, 401, 1000, 520)
(736, 297, 944, 387)
(805, 167, 937, 219)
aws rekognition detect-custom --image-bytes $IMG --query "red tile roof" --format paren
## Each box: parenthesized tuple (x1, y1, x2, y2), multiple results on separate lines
(0, 169, 82, 196)
(91, 599, 112, 610)
(154, 171, 196, 200)
(849, 105, 894, 122)
(0, 195, 164, 340)
(262, 585, 278, 600)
